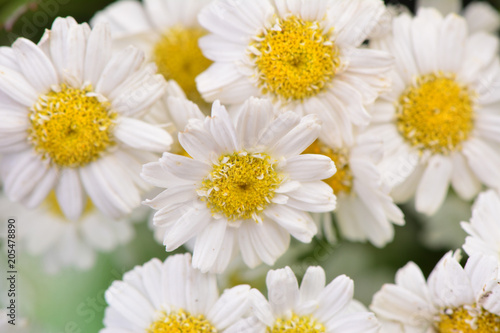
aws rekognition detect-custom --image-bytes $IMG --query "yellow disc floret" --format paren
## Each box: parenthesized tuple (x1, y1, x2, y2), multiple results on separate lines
(437, 305, 500, 332)
(267, 314, 326, 333)
(252, 15, 340, 102)
(304, 140, 351, 195)
(147, 309, 217, 333)
(28, 84, 115, 168)
(153, 26, 212, 105)
(199, 152, 282, 222)
(396, 73, 475, 155)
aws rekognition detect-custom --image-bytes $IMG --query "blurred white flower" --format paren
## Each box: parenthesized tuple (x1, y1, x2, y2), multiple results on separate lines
(92, 0, 214, 108)
(462, 189, 500, 263)
(417, 0, 500, 33)
(367, 9, 500, 215)
(305, 135, 404, 247)
(0, 192, 137, 273)
(238, 266, 379, 332)
(101, 253, 253, 332)
(371, 251, 500, 332)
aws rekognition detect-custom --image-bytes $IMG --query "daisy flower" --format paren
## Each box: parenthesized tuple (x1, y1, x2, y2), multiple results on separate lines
(371, 251, 500, 332)
(461, 189, 500, 262)
(91, 0, 213, 107)
(366, 8, 500, 215)
(417, 0, 500, 34)
(196, 0, 393, 146)
(0, 17, 171, 220)
(141, 97, 336, 273)
(305, 136, 404, 247)
(102, 253, 253, 332)
(0, 191, 136, 273)
(238, 266, 380, 332)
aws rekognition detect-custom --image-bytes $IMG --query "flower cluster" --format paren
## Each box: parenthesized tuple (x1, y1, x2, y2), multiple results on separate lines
(1, 0, 500, 331)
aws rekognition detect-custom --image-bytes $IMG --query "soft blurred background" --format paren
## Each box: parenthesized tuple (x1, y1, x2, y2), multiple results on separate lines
(0, 0, 498, 332)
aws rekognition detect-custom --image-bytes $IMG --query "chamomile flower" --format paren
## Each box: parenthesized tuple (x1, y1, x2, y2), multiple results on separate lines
(0, 192, 136, 273)
(367, 9, 500, 215)
(238, 266, 380, 333)
(101, 253, 253, 332)
(417, 0, 500, 33)
(0, 17, 171, 220)
(91, 0, 213, 107)
(196, 0, 393, 146)
(305, 136, 404, 247)
(141, 97, 336, 273)
(462, 189, 500, 263)
(371, 251, 500, 332)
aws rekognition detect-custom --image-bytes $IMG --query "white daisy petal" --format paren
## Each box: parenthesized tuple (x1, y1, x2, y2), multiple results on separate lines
(192, 218, 227, 273)
(208, 285, 251, 329)
(56, 168, 85, 221)
(114, 117, 172, 152)
(95, 45, 145, 96)
(264, 204, 316, 243)
(235, 97, 274, 148)
(0, 65, 38, 106)
(299, 266, 326, 306)
(267, 266, 299, 316)
(179, 120, 219, 162)
(315, 275, 354, 323)
(415, 155, 453, 215)
(12, 38, 59, 92)
(271, 115, 321, 158)
(164, 203, 212, 251)
(84, 22, 112, 86)
(283, 154, 336, 182)
(206, 101, 238, 152)
(450, 152, 481, 201)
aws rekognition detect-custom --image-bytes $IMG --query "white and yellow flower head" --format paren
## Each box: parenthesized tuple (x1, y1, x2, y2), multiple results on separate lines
(306, 135, 404, 247)
(0, 192, 136, 273)
(141, 97, 336, 273)
(367, 8, 500, 215)
(417, 0, 500, 34)
(0, 17, 172, 220)
(196, 0, 393, 146)
(101, 253, 253, 332)
(239, 266, 380, 333)
(91, 0, 214, 107)
(371, 251, 500, 332)
(462, 189, 500, 263)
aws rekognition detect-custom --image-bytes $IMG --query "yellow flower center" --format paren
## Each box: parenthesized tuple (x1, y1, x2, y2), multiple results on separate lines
(199, 152, 282, 222)
(304, 140, 352, 194)
(153, 26, 212, 105)
(28, 84, 115, 168)
(267, 314, 326, 333)
(396, 73, 475, 154)
(147, 309, 217, 333)
(252, 15, 340, 102)
(437, 306, 500, 332)
(45, 191, 94, 219)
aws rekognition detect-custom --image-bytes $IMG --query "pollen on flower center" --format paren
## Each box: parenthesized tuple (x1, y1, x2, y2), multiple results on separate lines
(147, 309, 217, 333)
(396, 72, 475, 154)
(304, 140, 351, 194)
(198, 152, 282, 222)
(153, 26, 212, 105)
(267, 313, 326, 333)
(251, 15, 340, 102)
(437, 305, 500, 332)
(28, 84, 115, 168)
